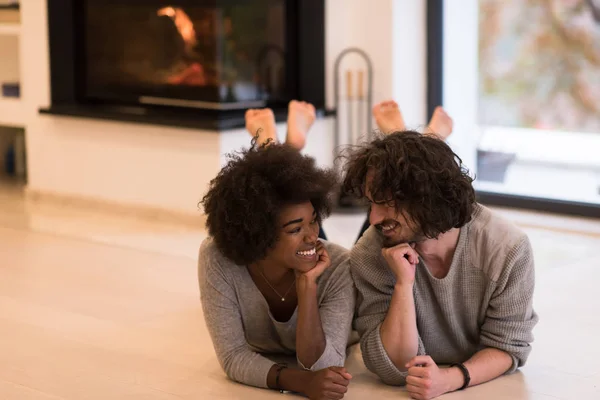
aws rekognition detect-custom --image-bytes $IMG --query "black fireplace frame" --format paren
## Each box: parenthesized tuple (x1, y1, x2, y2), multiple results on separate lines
(40, 0, 326, 130)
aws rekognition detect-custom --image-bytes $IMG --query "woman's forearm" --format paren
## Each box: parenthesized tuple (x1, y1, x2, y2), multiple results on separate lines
(295, 279, 326, 368)
(267, 365, 312, 393)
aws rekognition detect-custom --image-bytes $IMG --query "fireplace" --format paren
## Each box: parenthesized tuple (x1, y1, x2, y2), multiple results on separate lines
(42, 0, 325, 130)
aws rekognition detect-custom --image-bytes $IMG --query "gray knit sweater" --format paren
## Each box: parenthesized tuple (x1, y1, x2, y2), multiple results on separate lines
(198, 238, 355, 389)
(351, 204, 538, 385)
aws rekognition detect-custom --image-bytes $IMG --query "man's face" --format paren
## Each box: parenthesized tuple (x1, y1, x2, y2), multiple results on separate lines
(365, 173, 425, 248)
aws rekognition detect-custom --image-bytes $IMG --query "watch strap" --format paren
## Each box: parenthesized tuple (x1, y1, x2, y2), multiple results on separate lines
(451, 363, 471, 390)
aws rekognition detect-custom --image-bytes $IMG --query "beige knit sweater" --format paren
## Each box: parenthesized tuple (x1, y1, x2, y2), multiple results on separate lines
(351, 204, 539, 385)
(198, 238, 355, 388)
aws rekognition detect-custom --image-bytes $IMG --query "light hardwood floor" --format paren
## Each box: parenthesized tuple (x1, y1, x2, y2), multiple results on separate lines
(1, 184, 599, 399)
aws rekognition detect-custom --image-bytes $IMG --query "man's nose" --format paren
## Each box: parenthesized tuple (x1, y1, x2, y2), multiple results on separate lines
(369, 204, 386, 226)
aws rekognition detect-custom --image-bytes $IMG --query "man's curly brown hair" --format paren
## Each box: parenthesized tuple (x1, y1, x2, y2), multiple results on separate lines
(201, 141, 337, 266)
(341, 131, 476, 239)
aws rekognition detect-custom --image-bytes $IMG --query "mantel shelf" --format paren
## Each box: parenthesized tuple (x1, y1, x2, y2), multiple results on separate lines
(39, 104, 336, 131)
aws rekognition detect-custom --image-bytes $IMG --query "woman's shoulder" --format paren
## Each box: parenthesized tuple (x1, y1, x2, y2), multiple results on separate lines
(198, 237, 238, 281)
(318, 240, 351, 283)
(321, 240, 350, 266)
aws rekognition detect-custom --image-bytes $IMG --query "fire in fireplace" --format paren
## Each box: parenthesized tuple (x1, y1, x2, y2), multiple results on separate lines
(43, 0, 325, 129)
(85, 0, 288, 109)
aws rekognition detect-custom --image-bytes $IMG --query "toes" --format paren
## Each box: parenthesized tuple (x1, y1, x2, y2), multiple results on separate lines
(374, 100, 398, 114)
(382, 100, 398, 109)
(288, 100, 315, 116)
(262, 108, 275, 118)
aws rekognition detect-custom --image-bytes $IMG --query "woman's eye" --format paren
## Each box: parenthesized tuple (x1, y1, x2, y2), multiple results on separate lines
(289, 227, 301, 234)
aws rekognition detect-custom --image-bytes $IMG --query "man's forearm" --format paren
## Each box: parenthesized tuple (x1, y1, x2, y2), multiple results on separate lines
(379, 283, 419, 371)
(465, 348, 513, 386)
(445, 348, 514, 391)
(296, 281, 326, 368)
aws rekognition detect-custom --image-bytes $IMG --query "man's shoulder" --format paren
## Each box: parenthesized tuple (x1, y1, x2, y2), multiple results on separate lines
(467, 205, 530, 281)
(349, 226, 388, 279)
(351, 226, 383, 260)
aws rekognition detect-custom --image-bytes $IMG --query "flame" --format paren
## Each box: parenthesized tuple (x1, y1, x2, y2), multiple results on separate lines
(157, 6, 206, 86)
(157, 6, 197, 48)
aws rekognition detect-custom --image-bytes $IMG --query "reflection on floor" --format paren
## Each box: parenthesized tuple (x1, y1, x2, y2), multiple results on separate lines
(1, 184, 599, 400)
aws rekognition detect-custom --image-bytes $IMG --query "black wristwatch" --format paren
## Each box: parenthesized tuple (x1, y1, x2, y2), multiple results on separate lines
(451, 363, 471, 390)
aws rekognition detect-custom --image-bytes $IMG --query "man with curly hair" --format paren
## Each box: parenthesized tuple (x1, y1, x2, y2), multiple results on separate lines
(198, 101, 355, 400)
(343, 103, 538, 399)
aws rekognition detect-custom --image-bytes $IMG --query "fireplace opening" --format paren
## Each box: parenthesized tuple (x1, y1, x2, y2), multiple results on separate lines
(85, 0, 288, 109)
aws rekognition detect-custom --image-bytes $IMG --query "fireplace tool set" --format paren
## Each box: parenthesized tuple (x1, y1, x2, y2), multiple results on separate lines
(333, 48, 373, 209)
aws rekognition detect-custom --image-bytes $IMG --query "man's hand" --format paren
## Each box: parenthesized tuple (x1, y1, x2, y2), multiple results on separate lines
(381, 243, 419, 285)
(405, 356, 463, 400)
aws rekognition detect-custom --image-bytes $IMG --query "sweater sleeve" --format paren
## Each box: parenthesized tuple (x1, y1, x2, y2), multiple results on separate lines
(198, 241, 275, 388)
(297, 256, 356, 371)
(350, 231, 426, 386)
(479, 236, 539, 372)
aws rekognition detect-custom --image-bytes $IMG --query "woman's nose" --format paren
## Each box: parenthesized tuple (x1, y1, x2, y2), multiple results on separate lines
(305, 227, 318, 243)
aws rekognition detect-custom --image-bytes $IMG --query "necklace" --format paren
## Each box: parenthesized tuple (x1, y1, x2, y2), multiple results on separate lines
(258, 269, 296, 302)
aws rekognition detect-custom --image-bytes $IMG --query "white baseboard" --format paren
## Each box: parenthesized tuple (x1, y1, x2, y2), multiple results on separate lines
(25, 188, 206, 228)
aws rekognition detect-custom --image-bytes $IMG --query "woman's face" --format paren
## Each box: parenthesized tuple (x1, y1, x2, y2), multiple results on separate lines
(264, 201, 321, 273)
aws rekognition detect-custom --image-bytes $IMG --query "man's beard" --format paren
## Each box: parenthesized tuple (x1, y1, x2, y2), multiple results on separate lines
(376, 221, 425, 248)
(382, 235, 422, 248)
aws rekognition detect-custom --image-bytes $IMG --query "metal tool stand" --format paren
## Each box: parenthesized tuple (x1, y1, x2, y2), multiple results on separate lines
(333, 48, 373, 210)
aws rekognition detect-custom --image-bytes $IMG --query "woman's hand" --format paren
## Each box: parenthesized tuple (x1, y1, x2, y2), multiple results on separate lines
(297, 241, 331, 288)
(303, 367, 352, 400)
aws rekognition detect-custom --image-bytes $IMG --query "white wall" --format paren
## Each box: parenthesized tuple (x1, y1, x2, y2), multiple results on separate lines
(442, 0, 479, 170)
(16, 0, 427, 214)
(392, 0, 427, 128)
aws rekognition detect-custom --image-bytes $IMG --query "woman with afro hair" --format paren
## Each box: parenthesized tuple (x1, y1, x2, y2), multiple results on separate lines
(198, 101, 355, 400)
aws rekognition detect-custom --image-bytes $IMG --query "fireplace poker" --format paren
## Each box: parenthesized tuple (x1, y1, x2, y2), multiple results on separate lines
(346, 70, 354, 146)
(357, 69, 365, 144)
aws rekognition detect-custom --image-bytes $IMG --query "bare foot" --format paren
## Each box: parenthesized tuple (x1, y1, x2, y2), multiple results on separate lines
(286, 100, 316, 150)
(245, 108, 277, 146)
(426, 106, 453, 140)
(372, 100, 406, 134)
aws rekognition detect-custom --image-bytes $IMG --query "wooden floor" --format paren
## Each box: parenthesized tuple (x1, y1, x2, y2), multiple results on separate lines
(1, 185, 600, 399)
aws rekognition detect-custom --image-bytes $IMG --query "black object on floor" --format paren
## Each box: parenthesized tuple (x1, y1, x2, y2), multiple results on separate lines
(318, 226, 327, 241)
(476, 150, 516, 183)
(355, 218, 371, 243)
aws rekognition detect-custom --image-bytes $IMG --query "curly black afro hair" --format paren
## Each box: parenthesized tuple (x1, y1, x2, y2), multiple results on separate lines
(341, 130, 476, 239)
(201, 140, 337, 266)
